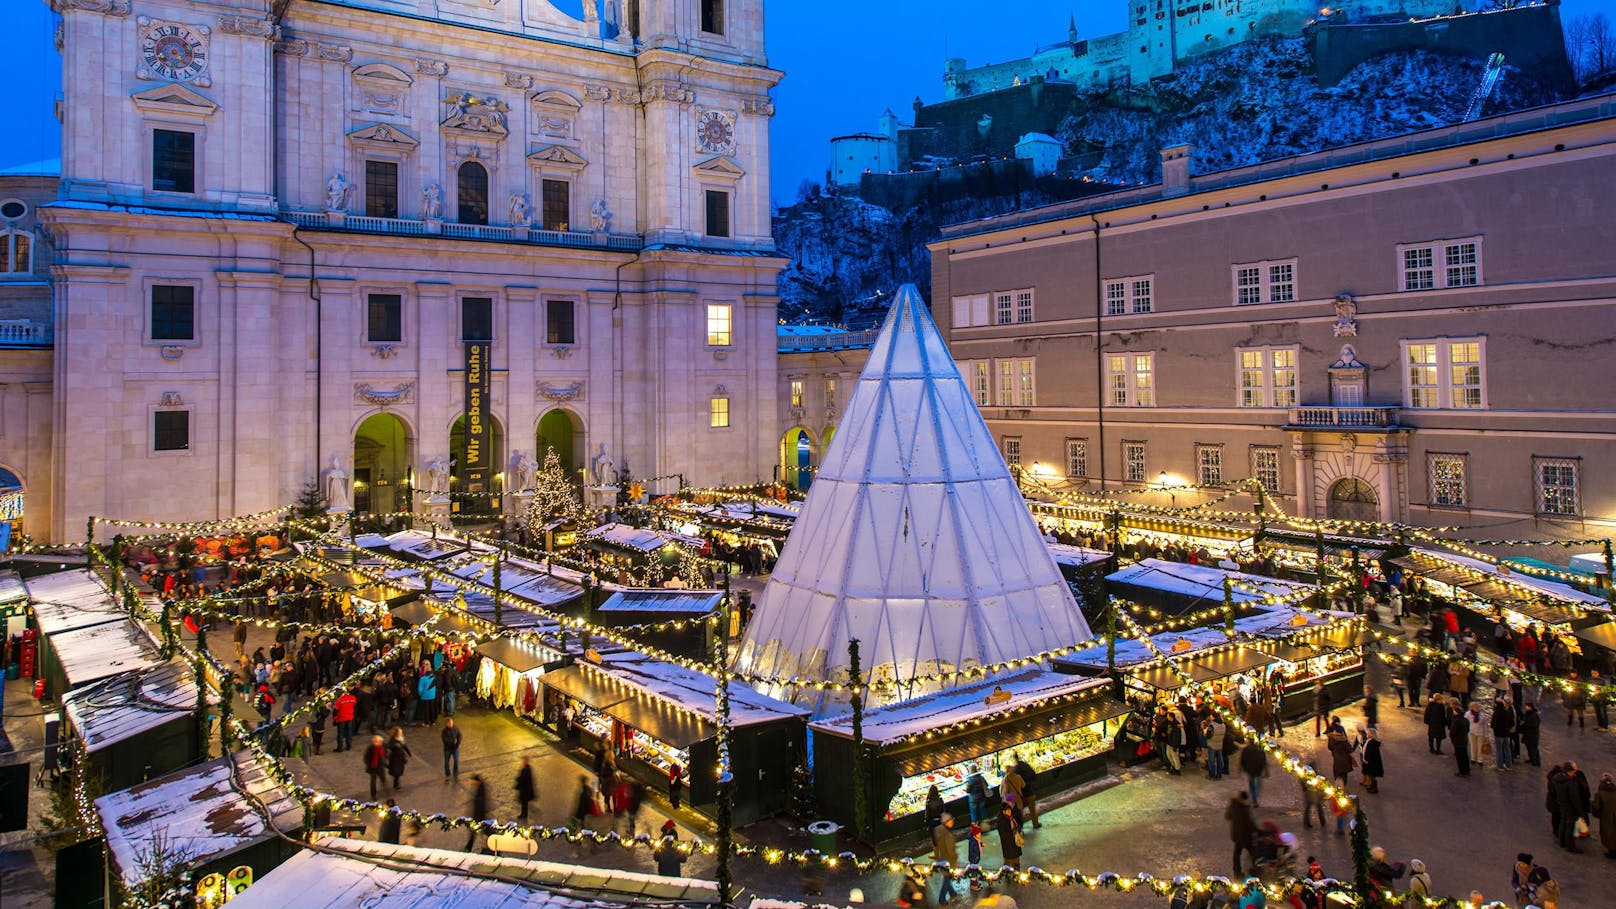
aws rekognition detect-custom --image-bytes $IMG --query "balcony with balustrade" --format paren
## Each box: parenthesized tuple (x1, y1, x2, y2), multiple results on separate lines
(1285, 406, 1401, 430)
(280, 210, 643, 252)
(0, 320, 53, 349)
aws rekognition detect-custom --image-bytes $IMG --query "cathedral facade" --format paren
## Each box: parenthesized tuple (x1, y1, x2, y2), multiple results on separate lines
(37, 0, 784, 540)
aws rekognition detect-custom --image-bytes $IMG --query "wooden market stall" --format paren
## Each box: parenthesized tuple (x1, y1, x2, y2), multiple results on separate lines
(61, 660, 199, 792)
(542, 652, 807, 826)
(592, 589, 722, 661)
(38, 617, 162, 702)
(809, 670, 1127, 843)
(1105, 558, 1317, 615)
(1235, 611, 1367, 721)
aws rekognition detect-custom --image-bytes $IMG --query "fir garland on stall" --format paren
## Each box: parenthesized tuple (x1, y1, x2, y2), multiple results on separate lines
(848, 637, 868, 841)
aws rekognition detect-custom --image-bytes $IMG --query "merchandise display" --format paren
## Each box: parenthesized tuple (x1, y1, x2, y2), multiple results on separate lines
(573, 706, 691, 775)
(884, 720, 1117, 819)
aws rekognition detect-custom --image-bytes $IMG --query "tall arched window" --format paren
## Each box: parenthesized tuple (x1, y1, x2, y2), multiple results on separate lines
(456, 161, 489, 225)
(0, 229, 31, 276)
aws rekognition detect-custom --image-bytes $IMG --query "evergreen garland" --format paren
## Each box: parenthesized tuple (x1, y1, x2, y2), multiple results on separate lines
(849, 638, 868, 840)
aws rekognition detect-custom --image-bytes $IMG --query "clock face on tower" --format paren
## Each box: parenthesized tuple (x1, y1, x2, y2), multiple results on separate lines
(140, 22, 209, 83)
(695, 109, 736, 155)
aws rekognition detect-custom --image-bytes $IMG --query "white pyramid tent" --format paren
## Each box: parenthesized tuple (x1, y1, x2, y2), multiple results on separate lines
(733, 285, 1091, 712)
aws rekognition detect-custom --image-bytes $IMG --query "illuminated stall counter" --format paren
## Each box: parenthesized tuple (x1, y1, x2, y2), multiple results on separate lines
(542, 653, 808, 826)
(809, 671, 1127, 844)
(1237, 612, 1368, 722)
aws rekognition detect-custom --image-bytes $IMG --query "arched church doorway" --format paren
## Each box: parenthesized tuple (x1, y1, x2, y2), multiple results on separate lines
(537, 409, 584, 483)
(1327, 477, 1378, 523)
(0, 466, 23, 546)
(781, 427, 815, 491)
(450, 413, 504, 517)
(353, 414, 413, 515)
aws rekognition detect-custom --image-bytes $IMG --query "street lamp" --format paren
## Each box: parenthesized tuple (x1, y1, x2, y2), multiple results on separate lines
(1158, 470, 1177, 509)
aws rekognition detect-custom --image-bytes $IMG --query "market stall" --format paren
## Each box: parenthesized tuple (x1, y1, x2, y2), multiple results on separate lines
(542, 653, 807, 826)
(0, 569, 27, 638)
(1239, 614, 1368, 721)
(1392, 550, 1609, 648)
(592, 589, 722, 660)
(1105, 558, 1316, 615)
(382, 529, 470, 562)
(38, 617, 162, 701)
(95, 751, 303, 907)
(808, 670, 1127, 843)
(1569, 615, 1616, 670)
(447, 552, 587, 616)
(472, 636, 565, 723)
(61, 660, 199, 792)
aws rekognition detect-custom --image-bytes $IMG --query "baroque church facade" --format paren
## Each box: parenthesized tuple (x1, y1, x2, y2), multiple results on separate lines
(38, 0, 784, 540)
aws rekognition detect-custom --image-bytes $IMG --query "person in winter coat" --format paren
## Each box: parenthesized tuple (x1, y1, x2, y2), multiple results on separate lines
(1548, 764, 1581, 851)
(417, 668, 439, 727)
(1326, 725, 1355, 787)
(1426, 662, 1450, 700)
(570, 775, 596, 831)
(1000, 763, 1027, 815)
(364, 734, 388, 799)
(333, 689, 358, 752)
(996, 801, 1022, 870)
(1226, 791, 1257, 877)
(1361, 727, 1384, 793)
(1405, 654, 1428, 708)
(654, 820, 687, 877)
(1424, 696, 1450, 754)
(1239, 740, 1268, 806)
(925, 784, 945, 831)
(1490, 697, 1516, 771)
(1520, 703, 1543, 766)
(1591, 772, 1616, 858)
(966, 823, 984, 891)
(1301, 777, 1327, 829)
(1448, 705, 1472, 776)
(378, 799, 402, 844)
(1367, 846, 1407, 893)
(441, 718, 462, 778)
(1011, 754, 1041, 828)
(465, 775, 489, 851)
(965, 764, 990, 823)
(932, 812, 960, 904)
(1404, 859, 1431, 908)
(1449, 663, 1473, 708)
(1510, 853, 1535, 907)
(1563, 675, 1588, 729)
(1313, 682, 1333, 737)
(897, 868, 928, 908)
(515, 756, 536, 821)
(386, 727, 412, 792)
(1205, 717, 1228, 781)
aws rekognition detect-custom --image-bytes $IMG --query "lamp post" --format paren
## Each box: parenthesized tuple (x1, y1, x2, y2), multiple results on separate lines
(1157, 471, 1176, 509)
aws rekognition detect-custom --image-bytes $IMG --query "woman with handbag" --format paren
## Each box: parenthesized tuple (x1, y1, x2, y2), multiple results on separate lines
(996, 802, 1023, 870)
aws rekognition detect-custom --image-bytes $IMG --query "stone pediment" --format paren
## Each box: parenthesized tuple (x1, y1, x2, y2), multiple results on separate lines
(348, 122, 419, 148)
(526, 144, 588, 170)
(693, 155, 744, 180)
(131, 83, 218, 118)
(353, 62, 413, 86)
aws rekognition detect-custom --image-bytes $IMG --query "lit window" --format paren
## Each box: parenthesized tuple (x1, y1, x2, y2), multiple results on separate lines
(1196, 444, 1223, 486)
(1232, 259, 1297, 305)
(997, 360, 1014, 405)
(1065, 439, 1087, 478)
(706, 303, 732, 346)
(1107, 353, 1155, 407)
(542, 179, 571, 232)
(789, 380, 804, 409)
(1535, 457, 1578, 515)
(1428, 453, 1466, 508)
(709, 396, 730, 428)
(1251, 446, 1280, 493)
(0, 230, 32, 275)
(1399, 238, 1483, 291)
(1131, 278, 1153, 313)
(1237, 347, 1299, 408)
(1124, 441, 1147, 483)
(994, 358, 1036, 406)
(1403, 338, 1485, 409)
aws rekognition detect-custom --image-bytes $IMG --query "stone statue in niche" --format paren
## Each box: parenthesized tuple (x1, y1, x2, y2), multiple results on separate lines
(590, 198, 612, 232)
(508, 192, 531, 226)
(324, 454, 352, 513)
(425, 455, 451, 497)
(590, 443, 615, 487)
(510, 450, 537, 492)
(422, 183, 443, 219)
(325, 173, 350, 211)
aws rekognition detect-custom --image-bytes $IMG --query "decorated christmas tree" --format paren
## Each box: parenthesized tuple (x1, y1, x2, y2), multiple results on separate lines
(674, 542, 707, 588)
(523, 447, 585, 540)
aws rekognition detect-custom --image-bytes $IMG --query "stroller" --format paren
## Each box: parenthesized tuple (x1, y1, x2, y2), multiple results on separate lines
(1252, 822, 1300, 883)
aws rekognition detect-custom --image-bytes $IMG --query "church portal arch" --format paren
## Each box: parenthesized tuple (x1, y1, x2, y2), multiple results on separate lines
(536, 408, 585, 482)
(353, 413, 414, 516)
(1327, 477, 1378, 523)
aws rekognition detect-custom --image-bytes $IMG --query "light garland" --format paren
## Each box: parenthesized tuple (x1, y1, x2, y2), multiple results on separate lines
(91, 505, 292, 532)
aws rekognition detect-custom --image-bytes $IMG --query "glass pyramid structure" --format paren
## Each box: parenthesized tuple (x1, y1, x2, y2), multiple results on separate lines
(733, 285, 1092, 714)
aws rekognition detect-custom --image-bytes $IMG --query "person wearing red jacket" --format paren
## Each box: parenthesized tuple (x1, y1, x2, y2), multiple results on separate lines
(363, 735, 388, 799)
(333, 689, 358, 753)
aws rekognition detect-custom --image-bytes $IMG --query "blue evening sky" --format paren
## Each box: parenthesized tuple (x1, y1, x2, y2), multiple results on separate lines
(8, 1, 1616, 200)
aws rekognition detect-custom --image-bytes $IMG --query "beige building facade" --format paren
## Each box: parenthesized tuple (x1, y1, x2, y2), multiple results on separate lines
(40, 0, 784, 541)
(931, 94, 1616, 541)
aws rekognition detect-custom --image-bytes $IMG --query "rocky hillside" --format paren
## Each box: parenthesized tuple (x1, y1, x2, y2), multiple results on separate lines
(775, 38, 1569, 325)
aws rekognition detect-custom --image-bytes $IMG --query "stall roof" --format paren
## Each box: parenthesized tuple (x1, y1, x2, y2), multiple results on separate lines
(889, 695, 1129, 778)
(1572, 619, 1616, 655)
(595, 589, 723, 615)
(456, 594, 554, 631)
(352, 532, 389, 549)
(449, 558, 584, 608)
(51, 619, 162, 689)
(29, 593, 127, 637)
(1107, 559, 1313, 605)
(475, 638, 560, 675)
(0, 570, 26, 604)
(602, 690, 717, 749)
(584, 523, 678, 553)
(603, 654, 810, 729)
(228, 837, 716, 908)
(25, 568, 109, 605)
(1257, 529, 1387, 560)
(1508, 600, 1592, 627)
(1130, 660, 1227, 692)
(62, 661, 197, 753)
(1193, 645, 1278, 680)
(810, 670, 1112, 745)
(1056, 626, 1232, 673)
(384, 529, 469, 561)
(96, 751, 302, 887)
(1406, 550, 1609, 609)
(542, 664, 629, 713)
(1045, 543, 1112, 569)
(1233, 607, 1347, 639)
(386, 600, 436, 626)
(317, 570, 372, 590)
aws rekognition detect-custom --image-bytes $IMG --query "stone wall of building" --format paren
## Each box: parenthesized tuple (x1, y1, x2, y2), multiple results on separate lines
(1309, 2, 1575, 87)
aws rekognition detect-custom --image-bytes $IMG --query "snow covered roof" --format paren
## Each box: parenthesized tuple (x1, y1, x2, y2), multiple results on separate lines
(596, 652, 810, 729)
(0, 571, 25, 605)
(1107, 558, 1313, 604)
(49, 619, 162, 689)
(810, 669, 1111, 745)
(1411, 548, 1608, 608)
(1045, 543, 1112, 568)
(595, 589, 723, 614)
(62, 661, 197, 753)
(735, 286, 1092, 711)
(97, 751, 302, 887)
(26, 568, 110, 604)
(228, 837, 716, 908)
(1057, 625, 1235, 672)
(27, 571, 126, 636)
(1233, 606, 1347, 638)
(448, 556, 585, 607)
(583, 523, 684, 553)
(384, 529, 469, 561)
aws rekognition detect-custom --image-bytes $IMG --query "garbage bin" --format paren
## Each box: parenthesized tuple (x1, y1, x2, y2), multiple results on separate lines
(806, 820, 839, 854)
(6, 661, 17, 680)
